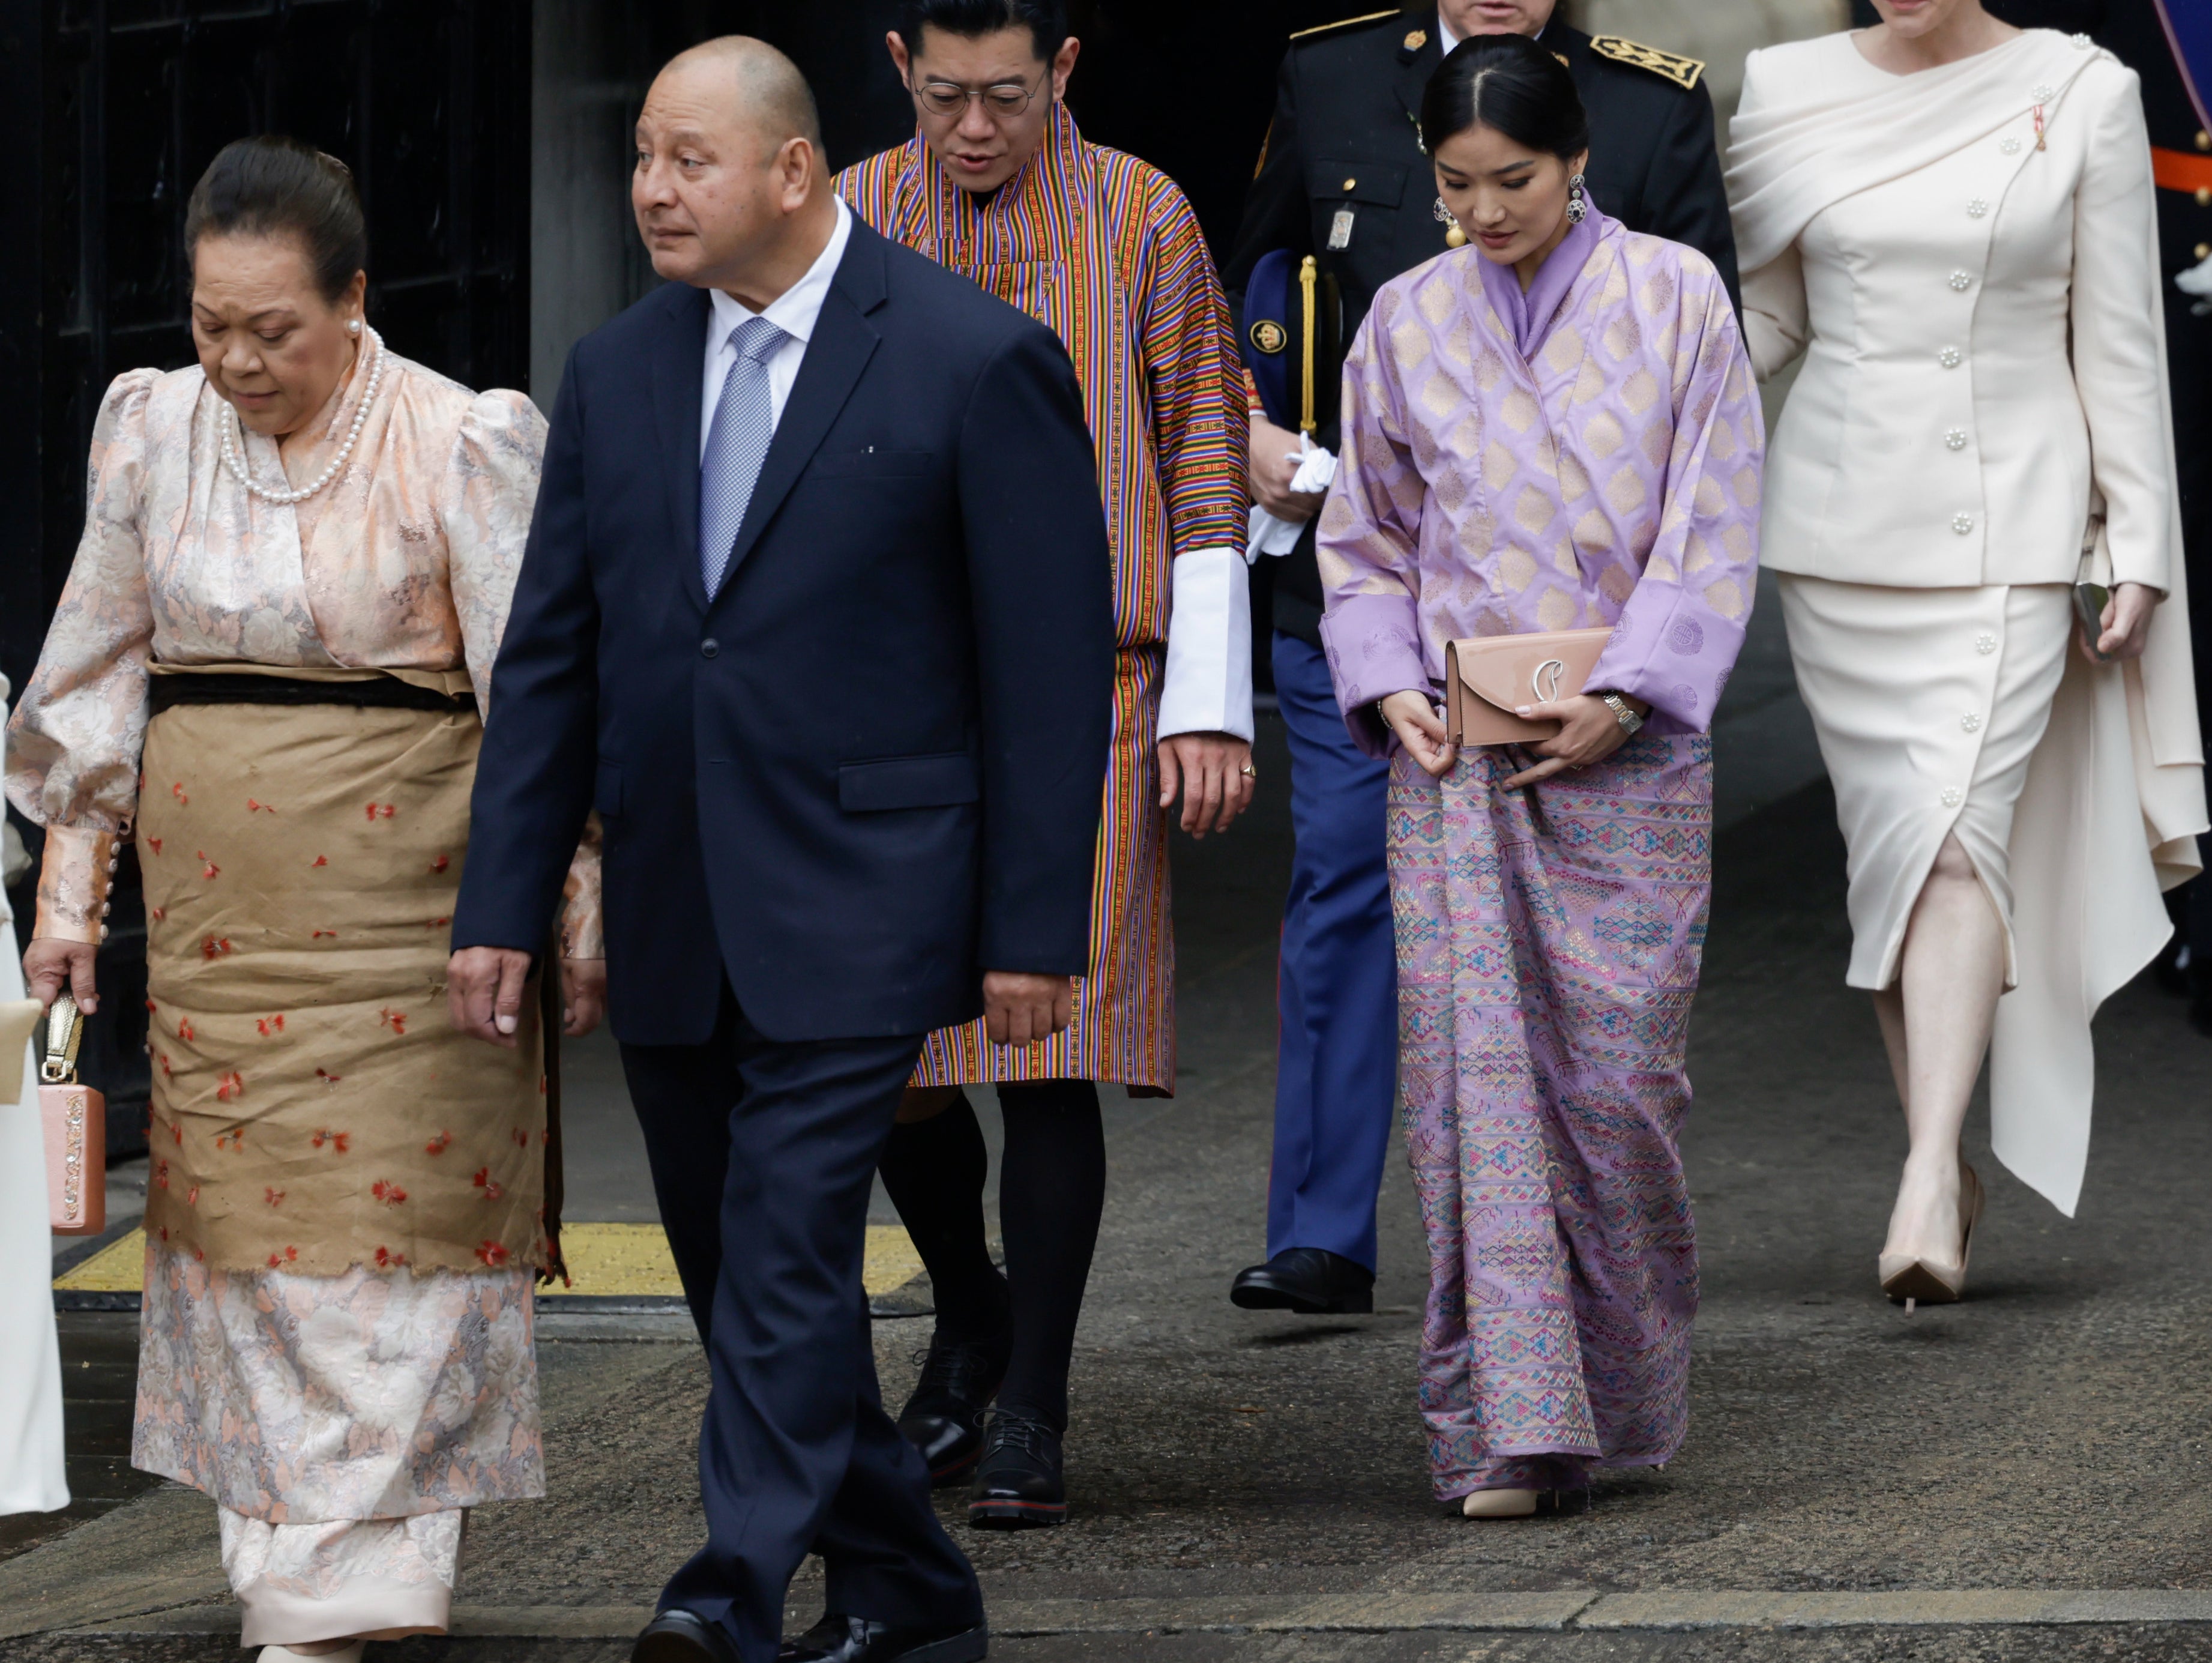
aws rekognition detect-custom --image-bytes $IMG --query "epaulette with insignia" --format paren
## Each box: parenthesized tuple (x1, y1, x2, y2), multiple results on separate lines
(1588, 35, 1705, 91)
(1288, 7, 1401, 44)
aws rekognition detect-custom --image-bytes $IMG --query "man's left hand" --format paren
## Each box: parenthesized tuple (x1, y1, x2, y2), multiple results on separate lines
(1501, 693, 1647, 789)
(983, 970, 1076, 1046)
(450, 946, 535, 1047)
(1159, 731, 1255, 838)
(560, 959, 607, 1037)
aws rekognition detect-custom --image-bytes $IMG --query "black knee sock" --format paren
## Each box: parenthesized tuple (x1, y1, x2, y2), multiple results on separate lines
(879, 1091, 1007, 1340)
(993, 1079, 1106, 1433)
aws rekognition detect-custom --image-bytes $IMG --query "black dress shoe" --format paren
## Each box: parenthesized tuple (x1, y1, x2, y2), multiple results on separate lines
(896, 1320, 1013, 1486)
(779, 1613, 989, 1663)
(634, 1608, 744, 1663)
(967, 1409, 1065, 1529)
(1229, 1247, 1375, 1314)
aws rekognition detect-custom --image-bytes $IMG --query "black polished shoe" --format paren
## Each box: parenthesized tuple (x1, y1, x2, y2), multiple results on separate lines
(1229, 1247, 1375, 1314)
(896, 1320, 1013, 1487)
(779, 1613, 989, 1663)
(634, 1608, 744, 1663)
(966, 1409, 1065, 1530)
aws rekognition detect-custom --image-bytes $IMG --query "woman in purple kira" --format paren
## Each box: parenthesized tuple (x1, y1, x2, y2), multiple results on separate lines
(1315, 33, 1764, 1520)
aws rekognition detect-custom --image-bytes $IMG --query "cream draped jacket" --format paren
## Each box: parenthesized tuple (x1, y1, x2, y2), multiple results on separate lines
(1728, 27, 2206, 1215)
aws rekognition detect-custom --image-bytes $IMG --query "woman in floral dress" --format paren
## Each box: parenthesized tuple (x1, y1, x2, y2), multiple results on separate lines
(8, 137, 599, 1661)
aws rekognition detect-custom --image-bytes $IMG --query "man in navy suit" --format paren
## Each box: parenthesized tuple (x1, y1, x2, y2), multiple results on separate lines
(447, 37, 1113, 1663)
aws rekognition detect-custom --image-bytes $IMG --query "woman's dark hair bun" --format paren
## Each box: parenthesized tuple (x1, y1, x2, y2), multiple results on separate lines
(184, 135, 367, 305)
(1419, 34, 1591, 163)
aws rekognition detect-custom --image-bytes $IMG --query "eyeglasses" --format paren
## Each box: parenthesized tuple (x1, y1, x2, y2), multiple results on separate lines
(910, 70, 1046, 119)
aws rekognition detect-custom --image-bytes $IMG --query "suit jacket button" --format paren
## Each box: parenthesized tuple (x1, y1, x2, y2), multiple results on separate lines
(701, 638, 719, 659)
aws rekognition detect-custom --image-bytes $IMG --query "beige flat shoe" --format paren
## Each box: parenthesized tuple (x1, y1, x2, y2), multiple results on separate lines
(1460, 1488, 1540, 1518)
(258, 1644, 366, 1663)
(1879, 1163, 1984, 1311)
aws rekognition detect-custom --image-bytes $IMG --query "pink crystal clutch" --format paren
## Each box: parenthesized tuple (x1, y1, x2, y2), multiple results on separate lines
(37, 993, 104, 1237)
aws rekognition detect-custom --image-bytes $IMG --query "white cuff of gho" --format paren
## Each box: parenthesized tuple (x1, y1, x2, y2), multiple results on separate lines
(1157, 546, 1255, 743)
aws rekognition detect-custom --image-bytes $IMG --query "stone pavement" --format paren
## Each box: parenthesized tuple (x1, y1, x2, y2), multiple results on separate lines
(10, 620, 2212, 1661)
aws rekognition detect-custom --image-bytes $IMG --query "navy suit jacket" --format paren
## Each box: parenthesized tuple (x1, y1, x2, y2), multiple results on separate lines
(453, 219, 1115, 1046)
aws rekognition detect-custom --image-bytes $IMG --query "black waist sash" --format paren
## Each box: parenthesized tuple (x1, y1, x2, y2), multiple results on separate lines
(148, 672, 476, 716)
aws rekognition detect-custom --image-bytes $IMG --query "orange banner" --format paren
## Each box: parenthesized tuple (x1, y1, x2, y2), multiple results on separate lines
(2151, 145, 2212, 195)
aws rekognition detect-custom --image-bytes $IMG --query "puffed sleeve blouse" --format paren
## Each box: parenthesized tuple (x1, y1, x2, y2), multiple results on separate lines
(5, 343, 603, 955)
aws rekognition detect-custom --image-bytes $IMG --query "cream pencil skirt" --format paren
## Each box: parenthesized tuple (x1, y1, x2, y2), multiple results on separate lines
(1776, 576, 2073, 991)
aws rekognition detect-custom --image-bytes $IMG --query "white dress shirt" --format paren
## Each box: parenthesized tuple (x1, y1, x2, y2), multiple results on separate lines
(700, 196, 854, 459)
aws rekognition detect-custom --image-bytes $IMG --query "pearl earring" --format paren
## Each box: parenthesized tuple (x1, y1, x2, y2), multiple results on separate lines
(348, 319, 362, 336)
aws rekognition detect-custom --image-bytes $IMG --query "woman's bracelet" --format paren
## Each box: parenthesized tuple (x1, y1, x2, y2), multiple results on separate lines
(1596, 690, 1645, 737)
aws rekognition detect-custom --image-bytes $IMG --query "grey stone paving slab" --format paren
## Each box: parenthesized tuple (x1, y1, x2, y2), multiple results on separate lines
(14, 710, 2212, 1661)
(0, 1482, 222, 1640)
(1578, 1590, 2212, 1628)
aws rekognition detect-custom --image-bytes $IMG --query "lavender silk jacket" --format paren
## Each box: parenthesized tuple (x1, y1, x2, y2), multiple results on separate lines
(1316, 209, 1765, 755)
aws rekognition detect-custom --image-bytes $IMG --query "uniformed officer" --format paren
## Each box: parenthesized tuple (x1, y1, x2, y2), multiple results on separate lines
(1225, 0, 1741, 1316)
(2092, 0, 2212, 1033)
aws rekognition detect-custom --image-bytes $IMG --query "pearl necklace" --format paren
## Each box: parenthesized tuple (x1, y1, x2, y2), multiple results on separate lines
(218, 328, 387, 505)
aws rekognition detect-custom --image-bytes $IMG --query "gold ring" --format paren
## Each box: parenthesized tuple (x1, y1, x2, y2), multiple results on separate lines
(1239, 764, 1258, 778)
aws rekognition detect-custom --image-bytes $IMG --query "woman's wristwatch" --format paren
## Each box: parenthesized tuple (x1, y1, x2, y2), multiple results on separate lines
(1597, 690, 1645, 737)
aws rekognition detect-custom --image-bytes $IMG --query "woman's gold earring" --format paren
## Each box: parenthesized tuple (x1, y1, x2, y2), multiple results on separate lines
(1435, 196, 1468, 249)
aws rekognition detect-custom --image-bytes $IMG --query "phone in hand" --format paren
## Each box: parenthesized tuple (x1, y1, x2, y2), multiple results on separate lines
(2073, 581, 2112, 662)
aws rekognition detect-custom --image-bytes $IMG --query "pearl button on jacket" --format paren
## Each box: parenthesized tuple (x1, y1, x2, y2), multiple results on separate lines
(1734, 29, 2175, 593)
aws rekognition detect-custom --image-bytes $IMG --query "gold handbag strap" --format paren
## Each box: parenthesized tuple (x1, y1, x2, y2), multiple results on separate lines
(41, 992, 82, 1085)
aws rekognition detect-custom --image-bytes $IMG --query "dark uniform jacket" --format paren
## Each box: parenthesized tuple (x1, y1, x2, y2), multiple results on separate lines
(1226, 4, 1742, 644)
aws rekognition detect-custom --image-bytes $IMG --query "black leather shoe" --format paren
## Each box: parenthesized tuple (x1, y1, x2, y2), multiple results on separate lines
(634, 1608, 743, 1663)
(779, 1613, 990, 1662)
(896, 1320, 1013, 1486)
(1229, 1247, 1375, 1314)
(967, 1409, 1065, 1529)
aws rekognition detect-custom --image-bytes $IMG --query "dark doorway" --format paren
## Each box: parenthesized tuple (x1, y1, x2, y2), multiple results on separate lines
(2, 0, 533, 1153)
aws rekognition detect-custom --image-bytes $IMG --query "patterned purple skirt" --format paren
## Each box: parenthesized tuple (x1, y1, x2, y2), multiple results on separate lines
(1388, 737, 1708, 1500)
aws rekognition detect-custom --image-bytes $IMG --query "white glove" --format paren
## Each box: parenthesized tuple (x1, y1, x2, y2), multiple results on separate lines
(1244, 437, 1339, 563)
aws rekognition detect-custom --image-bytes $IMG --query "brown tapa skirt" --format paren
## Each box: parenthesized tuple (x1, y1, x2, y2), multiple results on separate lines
(137, 664, 547, 1276)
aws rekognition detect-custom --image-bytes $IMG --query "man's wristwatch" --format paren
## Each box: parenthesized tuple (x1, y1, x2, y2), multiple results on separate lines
(1597, 690, 1645, 737)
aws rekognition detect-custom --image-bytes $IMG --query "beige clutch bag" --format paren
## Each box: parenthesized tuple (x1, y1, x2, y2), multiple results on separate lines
(1444, 627, 1615, 746)
(38, 993, 105, 1237)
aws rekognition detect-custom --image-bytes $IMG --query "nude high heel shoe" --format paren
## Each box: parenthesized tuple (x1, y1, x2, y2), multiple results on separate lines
(1461, 1488, 1541, 1518)
(1878, 1162, 1984, 1311)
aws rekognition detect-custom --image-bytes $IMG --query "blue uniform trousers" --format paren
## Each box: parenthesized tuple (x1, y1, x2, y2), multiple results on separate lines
(1267, 630, 1399, 1272)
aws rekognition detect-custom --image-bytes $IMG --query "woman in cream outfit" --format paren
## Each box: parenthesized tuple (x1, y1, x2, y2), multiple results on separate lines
(0, 672, 68, 1520)
(1727, 0, 2205, 1297)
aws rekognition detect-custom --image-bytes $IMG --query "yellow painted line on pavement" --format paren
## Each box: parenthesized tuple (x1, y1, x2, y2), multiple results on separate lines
(55, 1222, 925, 1299)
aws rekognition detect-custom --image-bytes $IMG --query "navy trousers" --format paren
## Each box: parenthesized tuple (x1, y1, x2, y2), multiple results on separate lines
(620, 989, 982, 1662)
(1267, 630, 1399, 1272)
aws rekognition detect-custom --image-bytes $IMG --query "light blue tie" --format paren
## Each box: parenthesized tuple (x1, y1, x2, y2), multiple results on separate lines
(699, 314, 788, 596)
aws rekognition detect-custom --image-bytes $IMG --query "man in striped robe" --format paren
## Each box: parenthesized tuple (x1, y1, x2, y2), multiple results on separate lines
(839, 0, 1250, 1530)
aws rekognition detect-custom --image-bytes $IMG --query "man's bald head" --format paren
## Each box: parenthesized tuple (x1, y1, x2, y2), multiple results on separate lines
(633, 35, 838, 303)
(656, 35, 823, 156)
